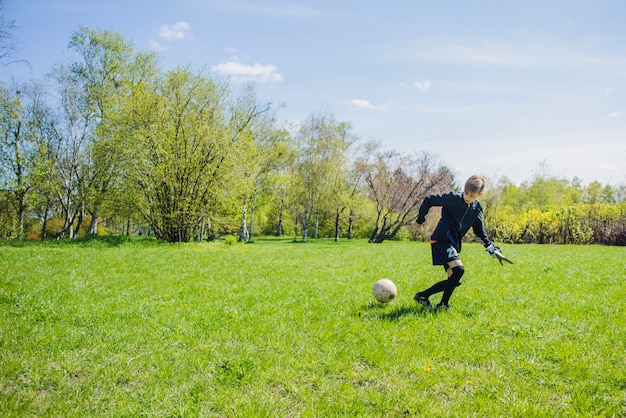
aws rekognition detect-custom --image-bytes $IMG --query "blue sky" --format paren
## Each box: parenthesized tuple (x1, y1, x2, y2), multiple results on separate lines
(3, 0, 625, 186)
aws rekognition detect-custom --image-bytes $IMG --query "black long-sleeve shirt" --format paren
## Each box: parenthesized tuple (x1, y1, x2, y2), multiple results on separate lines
(416, 191, 492, 252)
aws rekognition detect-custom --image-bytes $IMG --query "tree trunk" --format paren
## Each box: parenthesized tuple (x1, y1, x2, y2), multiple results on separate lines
(55, 203, 77, 239)
(41, 200, 50, 241)
(277, 188, 285, 236)
(206, 216, 216, 241)
(334, 209, 340, 242)
(368, 215, 389, 243)
(247, 186, 259, 243)
(17, 192, 26, 241)
(74, 204, 85, 237)
(239, 190, 249, 242)
(88, 209, 99, 235)
(347, 210, 354, 240)
(302, 211, 310, 242)
(239, 205, 249, 242)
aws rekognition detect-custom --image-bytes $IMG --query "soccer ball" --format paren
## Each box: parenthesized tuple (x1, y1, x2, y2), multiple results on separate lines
(372, 279, 397, 303)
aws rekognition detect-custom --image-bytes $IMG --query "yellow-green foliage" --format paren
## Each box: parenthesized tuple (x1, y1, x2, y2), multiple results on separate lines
(484, 175, 625, 245)
(487, 203, 626, 244)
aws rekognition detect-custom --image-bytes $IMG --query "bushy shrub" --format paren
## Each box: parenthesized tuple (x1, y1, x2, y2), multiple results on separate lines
(487, 203, 626, 245)
(224, 235, 238, 245)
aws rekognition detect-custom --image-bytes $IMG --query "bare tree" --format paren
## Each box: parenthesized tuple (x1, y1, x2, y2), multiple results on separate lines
(365, 151, 453, 243)
(0, 0, 19, 66)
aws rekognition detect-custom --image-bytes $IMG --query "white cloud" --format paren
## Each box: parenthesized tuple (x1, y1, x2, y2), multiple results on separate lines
(148, 40, 167, 52)
(349, 99, 375, 109)
(397, 39, 626, 73)
(158, 21, 191, 41)
(348, 99, 395, 111)
(148, 21, 191, 51)
(413, 80, 431, 91)
(608, 112, 626, 118)
(211, 60, 283, 83)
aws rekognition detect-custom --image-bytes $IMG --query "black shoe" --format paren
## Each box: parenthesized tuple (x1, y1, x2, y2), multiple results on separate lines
(435, 303, 450, 311)
(414, 292, 433, 309)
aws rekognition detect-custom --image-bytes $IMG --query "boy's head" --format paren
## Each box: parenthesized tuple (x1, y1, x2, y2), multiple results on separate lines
(463, 175, 486, 203)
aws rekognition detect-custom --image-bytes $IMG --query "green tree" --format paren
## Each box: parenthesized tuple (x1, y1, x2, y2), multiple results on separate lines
(238, 105, 295, 243)
(290, 110, 354, 242)
(124, 68, 259, 242)
(0, 80, 55, 240)
(18, 80, 61, 240)
(0, 83, 29, 239)
(327, 137, 375, 242)
(66, 26, 158, 235)
(47, 61, 95, 238)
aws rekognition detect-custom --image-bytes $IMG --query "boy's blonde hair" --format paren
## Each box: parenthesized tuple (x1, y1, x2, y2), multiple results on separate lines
(464, 175, 486, 195)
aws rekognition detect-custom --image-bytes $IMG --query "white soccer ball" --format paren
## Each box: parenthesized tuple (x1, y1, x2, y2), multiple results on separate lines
(372, 279, 397, 303)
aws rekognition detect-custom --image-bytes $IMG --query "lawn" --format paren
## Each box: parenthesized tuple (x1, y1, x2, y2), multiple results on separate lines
(1, 238, 625, 416)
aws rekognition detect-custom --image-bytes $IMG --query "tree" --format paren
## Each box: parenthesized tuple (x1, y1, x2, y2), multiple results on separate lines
(290, 110, 355, 242)
(124, 68, 261, 242)
(345, 141, 380, 239)
(0, 0, 18, 66)
(0, 83, 29, 239)
(237, 104, 295, 243)
(65, 26, 158, 235)
(578, 181, 616, 204)
(18, 80, 61, 240)
(327, 137, 375, 242)
(46, 62, 95, 239)
(0, 79, 61, 240)
(365, 151, 453, 243)
(263, 170, 292, 237)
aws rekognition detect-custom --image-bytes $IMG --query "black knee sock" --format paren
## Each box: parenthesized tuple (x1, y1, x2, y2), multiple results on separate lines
(419, 280, 447, 298)
(440, 266, 464, 306)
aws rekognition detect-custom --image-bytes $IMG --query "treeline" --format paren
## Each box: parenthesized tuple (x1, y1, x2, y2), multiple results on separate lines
(0, 27, 455, 243)
(0, 26, 624, 245)
(483, 177, 626, 245)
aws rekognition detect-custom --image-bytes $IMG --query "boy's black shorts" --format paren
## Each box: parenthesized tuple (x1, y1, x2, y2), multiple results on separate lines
(430, 240, 460, 266)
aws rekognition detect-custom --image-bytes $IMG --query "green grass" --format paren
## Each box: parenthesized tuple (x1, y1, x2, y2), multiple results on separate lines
(1, 238, 625, 417)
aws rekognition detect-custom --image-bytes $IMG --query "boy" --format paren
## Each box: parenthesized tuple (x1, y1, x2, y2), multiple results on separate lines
(413, 175, 502, 310)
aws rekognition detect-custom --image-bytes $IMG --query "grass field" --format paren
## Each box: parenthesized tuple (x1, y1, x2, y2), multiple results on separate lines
(1, 237, 625, 417)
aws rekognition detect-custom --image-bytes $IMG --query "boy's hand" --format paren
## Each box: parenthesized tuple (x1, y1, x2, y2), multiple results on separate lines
(494, 248, 514, 265)
(486, 244, 513, 265)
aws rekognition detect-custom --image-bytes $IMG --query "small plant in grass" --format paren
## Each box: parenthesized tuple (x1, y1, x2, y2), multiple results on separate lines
(223, 235, 238, 245)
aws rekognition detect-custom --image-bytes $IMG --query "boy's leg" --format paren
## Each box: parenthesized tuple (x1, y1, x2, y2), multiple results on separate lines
(416, 265, 449, 298)
(438, 260, 464, 307)
(416, 241, 461, 306)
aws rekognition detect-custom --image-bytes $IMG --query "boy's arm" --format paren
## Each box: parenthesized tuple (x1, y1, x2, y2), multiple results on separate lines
(472, 210, 492, 247)
(474, 208, 514, 264)
(415, 193, 447, 225)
